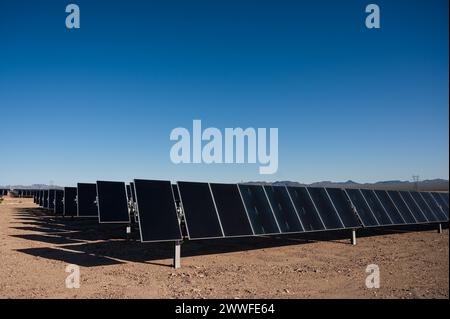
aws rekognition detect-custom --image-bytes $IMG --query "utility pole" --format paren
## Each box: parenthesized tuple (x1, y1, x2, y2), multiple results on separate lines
(412, 175, 420, 191)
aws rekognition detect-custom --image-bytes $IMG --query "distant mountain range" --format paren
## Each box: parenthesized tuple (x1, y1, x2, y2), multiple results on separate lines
(246, 178, 449, 191)
(2, 179, 448, 192)
(0, 184, 64, 190)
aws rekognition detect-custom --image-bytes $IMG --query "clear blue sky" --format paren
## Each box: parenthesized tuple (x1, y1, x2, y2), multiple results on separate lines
(0, 0, 448, 186)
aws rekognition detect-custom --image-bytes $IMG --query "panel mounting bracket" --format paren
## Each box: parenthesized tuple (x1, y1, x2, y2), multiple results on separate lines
(126, 224, 132, 240)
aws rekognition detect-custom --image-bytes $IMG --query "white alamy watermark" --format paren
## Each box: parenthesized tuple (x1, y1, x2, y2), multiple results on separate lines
(365, 4, 380, 29)
(65, 4, 80, 29)
(65, 264, 80, 289)
(365, 264, 380, 289)
(170, 120, 279, 174)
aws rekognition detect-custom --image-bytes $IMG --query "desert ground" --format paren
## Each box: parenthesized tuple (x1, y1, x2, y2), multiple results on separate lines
(0, 195, 448, 299)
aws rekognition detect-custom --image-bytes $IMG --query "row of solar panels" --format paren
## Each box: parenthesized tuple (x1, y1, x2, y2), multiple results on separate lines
(2, 189, 44, 197)
(31, 180, 449, 243)
(32, 183, 129, 222)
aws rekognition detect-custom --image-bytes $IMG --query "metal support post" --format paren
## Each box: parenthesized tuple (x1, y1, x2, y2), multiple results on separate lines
(174, 241, 182, 269)
(351, 229, 357, 245)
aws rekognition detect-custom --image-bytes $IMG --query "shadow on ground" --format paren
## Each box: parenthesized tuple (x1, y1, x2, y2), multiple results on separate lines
(12, 206, 449, 268)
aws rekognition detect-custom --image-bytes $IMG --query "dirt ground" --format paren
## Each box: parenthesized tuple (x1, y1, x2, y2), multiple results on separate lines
(0, 196, 448, 299)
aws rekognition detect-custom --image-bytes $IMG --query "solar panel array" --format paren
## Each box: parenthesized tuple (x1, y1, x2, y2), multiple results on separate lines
(25, 181, 449, 247)
(1, 189, 41, 197)
(135, 181, 448, 242)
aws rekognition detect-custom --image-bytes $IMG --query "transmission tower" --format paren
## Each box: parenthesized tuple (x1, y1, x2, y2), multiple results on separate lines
(412, 175, 419, 191)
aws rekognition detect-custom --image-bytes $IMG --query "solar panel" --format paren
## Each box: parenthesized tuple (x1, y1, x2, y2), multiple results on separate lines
(345, 189, 379, 227)
(238, 184, 281, 235)
(54, 190, 64, 215)
(286, 187, 325, 231)
(134, 179, 182, 242)
(431, 192, 449, 219)
(263, 185, 304, 233)
(373, 190, 405, 224)
(38, 190, 42, 206)
(439, 192, 449, 207)
(64, 187, 77, 217)
(325, 188, 360, 228)
(177, 182, 224, 239)
(209, 183, 254, 237)
(48, 189, 55, 210)
(434, 193, 449, 210)
(42, 191, 46, 206)
(77, 183, 98, 217)
(308, 187, 345, 229)
(360, 189, 393, 225)
(41, 190, 45, 206)
(420, 192, 447, 221)
(398, 191, 428, 223)
(386, 191, 417, 224)
(43, 190, 49, 208)
(96, 181, 130, 223)
(409, 191, 439, 222)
